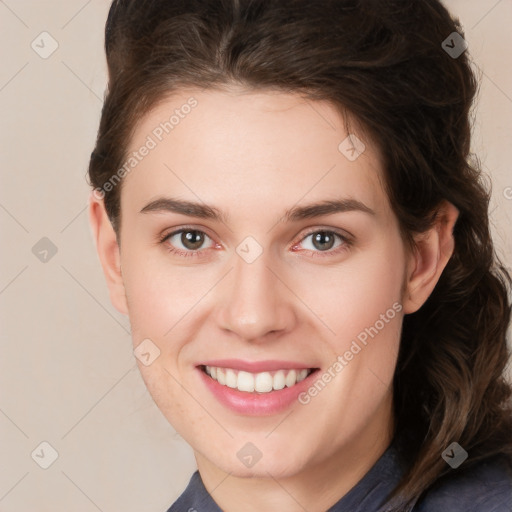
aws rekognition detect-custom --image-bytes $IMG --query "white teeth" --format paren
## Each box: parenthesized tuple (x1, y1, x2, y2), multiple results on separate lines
(285, 369, 297, 387)
(254, 372, 273, 393)
(297, 369, 308, 382)
(204, 365, 312, 393)
(217, 367, 226, 385)
(273, 370, 286, 390)
(237, 371, 255, 392)
(225, 369, 237, 388)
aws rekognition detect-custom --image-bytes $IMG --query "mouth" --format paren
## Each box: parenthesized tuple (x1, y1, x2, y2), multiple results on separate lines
(196, 360, 321, 416)
(199, 364, 317, 393)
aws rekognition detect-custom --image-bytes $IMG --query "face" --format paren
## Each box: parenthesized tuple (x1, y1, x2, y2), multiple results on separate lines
(112, 88, 411, 478)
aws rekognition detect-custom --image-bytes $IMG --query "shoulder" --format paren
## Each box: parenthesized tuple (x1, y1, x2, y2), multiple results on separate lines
(414, 455, 512, 512)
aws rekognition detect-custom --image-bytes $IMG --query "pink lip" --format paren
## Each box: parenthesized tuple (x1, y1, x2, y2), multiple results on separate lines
(197, 359, 314, 373)
(196, 363, 319, 416)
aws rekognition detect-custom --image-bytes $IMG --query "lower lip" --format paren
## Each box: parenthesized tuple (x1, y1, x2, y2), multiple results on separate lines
(197, 367, 318, 416)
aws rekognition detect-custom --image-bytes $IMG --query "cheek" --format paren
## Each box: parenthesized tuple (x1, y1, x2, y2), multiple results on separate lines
(287, 250, 404, 447)
(292, 238, 405, 348)
(289, 236, 405, 425)
(121, 247, 213, 341)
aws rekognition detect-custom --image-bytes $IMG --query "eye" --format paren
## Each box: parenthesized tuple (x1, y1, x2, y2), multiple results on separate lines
(293, 229, 352, 257)
(159, 228, 216, 258)
(159, 227, 352, 259)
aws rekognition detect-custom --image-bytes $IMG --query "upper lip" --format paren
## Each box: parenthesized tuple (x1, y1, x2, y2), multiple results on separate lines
(197, 359, 318, 373)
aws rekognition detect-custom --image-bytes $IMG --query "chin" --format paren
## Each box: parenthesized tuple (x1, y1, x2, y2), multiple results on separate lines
(205, 445, 310, 479)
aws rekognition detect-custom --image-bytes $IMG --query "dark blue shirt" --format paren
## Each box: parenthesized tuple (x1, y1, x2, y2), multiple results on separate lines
(166, 439, 512, 511)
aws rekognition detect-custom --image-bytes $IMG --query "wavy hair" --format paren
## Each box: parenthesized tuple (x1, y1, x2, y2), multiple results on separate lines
(87, 0, 512, 509)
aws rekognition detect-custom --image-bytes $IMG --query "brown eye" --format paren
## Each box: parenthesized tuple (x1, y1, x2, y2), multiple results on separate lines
(162, 229, 214, 254)
(311, 231, 336, 251)
(180, 230, 206, 250)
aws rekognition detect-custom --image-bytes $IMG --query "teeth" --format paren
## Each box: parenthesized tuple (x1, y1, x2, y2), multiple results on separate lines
(204, 365, 312, 393)
(237, 371, 255, 392)
(217, 368, 226, 385)
(273, 370, 285, 390)
(255, 372, 273, 393)
(285, 369, 297, 387)
(225, 369, 237, 388)
(297, 369, 308, 382)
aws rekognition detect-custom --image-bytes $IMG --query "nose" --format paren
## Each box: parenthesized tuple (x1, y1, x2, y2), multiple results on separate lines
(216, 250, 297, 342)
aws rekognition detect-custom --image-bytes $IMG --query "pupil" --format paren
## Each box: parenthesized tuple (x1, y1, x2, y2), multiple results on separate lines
(313, 231, 334, 251)
(182, 230, 204, 250)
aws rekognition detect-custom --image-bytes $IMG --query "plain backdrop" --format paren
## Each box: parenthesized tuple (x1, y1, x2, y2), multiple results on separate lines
(1, 1, 511, 510)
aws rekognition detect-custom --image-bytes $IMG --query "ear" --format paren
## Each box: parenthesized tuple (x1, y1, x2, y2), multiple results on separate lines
(402, 201, 459, 314)
(88, 191, 128, 315)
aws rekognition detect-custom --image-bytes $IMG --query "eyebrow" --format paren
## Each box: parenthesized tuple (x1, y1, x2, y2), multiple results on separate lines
(139, 196, 375, 223)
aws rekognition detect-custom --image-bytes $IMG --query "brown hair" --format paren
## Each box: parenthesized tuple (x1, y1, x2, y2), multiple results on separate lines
(88, 0, 512, 509)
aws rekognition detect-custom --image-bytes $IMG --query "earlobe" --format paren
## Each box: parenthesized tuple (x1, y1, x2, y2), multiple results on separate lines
(402, 201, 459, 314)
(88, 191, 128, 315)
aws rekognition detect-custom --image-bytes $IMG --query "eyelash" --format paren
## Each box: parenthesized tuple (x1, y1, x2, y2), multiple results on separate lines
(158, 225, 353, 260)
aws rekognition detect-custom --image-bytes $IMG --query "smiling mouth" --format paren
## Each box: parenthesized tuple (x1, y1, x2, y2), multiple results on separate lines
(199, 365, 318, 393)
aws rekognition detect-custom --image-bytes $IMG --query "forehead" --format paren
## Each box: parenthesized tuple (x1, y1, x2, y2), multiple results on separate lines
(120, 88, 389, 221)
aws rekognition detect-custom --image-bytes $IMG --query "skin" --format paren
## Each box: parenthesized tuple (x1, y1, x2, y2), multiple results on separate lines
(89, 87, 458, 512)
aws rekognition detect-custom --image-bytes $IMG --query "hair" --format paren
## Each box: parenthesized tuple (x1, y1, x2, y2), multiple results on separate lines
(88, 0, 512, 509)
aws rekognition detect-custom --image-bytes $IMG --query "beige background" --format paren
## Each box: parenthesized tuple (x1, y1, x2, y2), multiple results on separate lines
(1, 1, 511, 510)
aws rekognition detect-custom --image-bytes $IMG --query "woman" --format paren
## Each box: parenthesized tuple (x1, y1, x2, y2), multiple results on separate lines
(87, 0, 512, 510)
